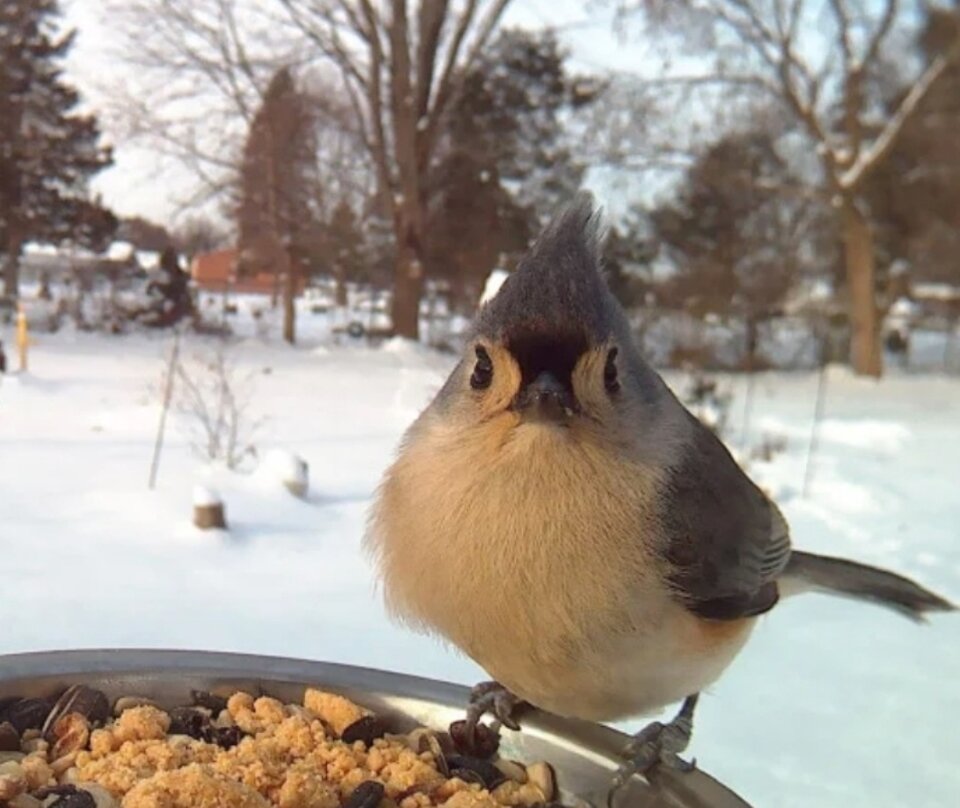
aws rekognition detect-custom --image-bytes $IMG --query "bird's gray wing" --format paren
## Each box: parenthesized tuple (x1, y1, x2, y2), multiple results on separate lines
(657, 415, 792, 620)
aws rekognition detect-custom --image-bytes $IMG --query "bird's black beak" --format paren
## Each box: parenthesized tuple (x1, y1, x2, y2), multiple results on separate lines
(513, 372, 579, 423)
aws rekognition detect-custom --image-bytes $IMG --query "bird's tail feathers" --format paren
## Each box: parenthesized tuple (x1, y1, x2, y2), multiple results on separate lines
(781, 551, 956, 623)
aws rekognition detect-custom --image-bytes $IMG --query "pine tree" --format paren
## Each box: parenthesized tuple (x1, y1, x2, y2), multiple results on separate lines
(426, 29, 599, 308)
(235, 67, 317, 344)
(116, 216, 173, 252)
(649, 130, 828, 367)
(0, 0, 115, 299)
(141, 246, 193, 327)
(324, 200, 365, 307)
(601, 222, 656, 311)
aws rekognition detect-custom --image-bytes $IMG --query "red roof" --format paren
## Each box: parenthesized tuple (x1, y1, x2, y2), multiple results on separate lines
(190, 249, 237, 289)
(190, 248, 288, 295)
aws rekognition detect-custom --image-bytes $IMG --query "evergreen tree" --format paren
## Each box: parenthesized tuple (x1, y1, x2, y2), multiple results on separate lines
(116, 216, 173, 252)
(426, 29, 599, 308)
(601, 221, 656, 311)
(649, 129, 827, 366)
(0, 0, 115, 298)
(426, 152, 528, 307)
(324, 200, 366, 306)
(141, 246, 193, 327)
(235, 67, 317, 343)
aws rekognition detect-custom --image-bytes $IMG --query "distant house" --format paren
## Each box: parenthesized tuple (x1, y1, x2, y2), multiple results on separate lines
(911, 282, 960, 321)
(18, 241, 146, 292)
(189, 247, 304, 296)
(190, 248, 238, 292)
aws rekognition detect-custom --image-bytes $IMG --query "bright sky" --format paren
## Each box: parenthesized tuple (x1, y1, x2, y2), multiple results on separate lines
(60, 0, 660, 229)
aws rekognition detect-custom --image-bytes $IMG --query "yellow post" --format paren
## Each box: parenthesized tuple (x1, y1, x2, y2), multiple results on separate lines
(16, 302, 28, 372)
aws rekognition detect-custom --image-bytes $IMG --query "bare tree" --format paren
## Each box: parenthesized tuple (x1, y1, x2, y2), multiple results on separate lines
(108, 0, 378, 205)
(621, 1, 960, 377)
(173, 215, 232, 260)
(105, 0, 295, 208)
(278, 0, 514, 339)
(164, 344, 264, 470)
(108, 0, 378, 346)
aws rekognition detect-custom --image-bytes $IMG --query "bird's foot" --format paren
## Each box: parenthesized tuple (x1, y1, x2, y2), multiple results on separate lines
(607, 694, 699, 807)
(467, 681, 525, 731)
(451, 681, 527, 756)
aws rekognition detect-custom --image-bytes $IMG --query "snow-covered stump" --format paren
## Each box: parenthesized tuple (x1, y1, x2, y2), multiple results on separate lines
(193, 486, 227, 530)
(261, 449, 309, 499)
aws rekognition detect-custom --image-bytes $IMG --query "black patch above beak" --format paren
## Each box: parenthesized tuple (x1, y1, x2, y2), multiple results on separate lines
(513, 371, 579, 422)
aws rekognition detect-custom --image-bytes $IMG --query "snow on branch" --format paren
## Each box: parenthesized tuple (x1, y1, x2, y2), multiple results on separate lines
(841, 32, 960, 191)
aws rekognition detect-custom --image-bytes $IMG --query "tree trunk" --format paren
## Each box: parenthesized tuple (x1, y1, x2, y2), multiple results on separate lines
(392, 255, 423, 339)
(2, 230, 24, 300)
(841, 200, 883, 377)
(335, 268, 348, 307)
(390, 201, 424, 340)
(282, 254, 296, 345)
(744, 316, 759, 372)
(272, 267, 281, 309)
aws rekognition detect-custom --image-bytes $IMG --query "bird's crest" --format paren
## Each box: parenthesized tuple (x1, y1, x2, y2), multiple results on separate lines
(474, 192, 616, 353)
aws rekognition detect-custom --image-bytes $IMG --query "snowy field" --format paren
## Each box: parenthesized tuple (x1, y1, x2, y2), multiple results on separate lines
(0, 326, 958, 808)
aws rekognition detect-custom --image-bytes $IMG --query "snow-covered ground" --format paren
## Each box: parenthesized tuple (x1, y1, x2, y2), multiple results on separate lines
(0, 327, 958, 808)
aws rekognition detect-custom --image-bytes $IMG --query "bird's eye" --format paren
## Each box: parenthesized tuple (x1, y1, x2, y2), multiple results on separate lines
(604, 347, 620, 394)
(470, 346, 493, 390)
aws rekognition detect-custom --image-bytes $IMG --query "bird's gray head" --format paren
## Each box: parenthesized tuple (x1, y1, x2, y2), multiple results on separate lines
(431, 193, 664, 447)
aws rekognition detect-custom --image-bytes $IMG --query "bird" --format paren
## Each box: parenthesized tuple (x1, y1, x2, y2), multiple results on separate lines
(364, 193, 955, 795)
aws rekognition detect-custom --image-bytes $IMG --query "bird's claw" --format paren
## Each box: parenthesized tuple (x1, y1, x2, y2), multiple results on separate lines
(457, 681, 525, 753)
(607, 695, 699, 807)
(467, 680, 524, 731)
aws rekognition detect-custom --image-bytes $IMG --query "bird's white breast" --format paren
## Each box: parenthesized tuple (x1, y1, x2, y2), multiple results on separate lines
(367, 417, 754, 721)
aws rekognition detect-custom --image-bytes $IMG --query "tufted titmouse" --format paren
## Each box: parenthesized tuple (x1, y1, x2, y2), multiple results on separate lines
(365, 193, 955, 790)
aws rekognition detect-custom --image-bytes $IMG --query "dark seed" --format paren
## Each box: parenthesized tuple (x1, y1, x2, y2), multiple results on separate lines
(449, 719, 500, 758)
(0, 696, 21, 715)
(451, 768, 487, 787)
(35, 785, 93, 804)
(167, 707, 210, 739)
(190, 690, 227, 714)
(36, 784, 76, 796)
(343, 780, 385, 808)
(340, 715, 384, 746)
(79, 687, 109, 725)
(51, 791, 97, 808)
(0, 721, 19, 751)
(202, 725, 243, 749)
(446, 755, 507, 790)
(42, 685, 109, 741)
(3, 698, 51, 734)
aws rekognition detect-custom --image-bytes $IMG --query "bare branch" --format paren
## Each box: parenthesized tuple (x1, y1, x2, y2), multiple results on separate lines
(334, 0, 371, 42)
(280, 1, 369, 89)
(171, 346, 261, 470)
(863, 0, 899, 68)
(841, 32, 960, 190)
(428, 0, 478, 114)
(421, 0, 510, 168)
(106, 0, 300, 205)
(827, 0, 854, 69)
(359, 0, 397, 210)
(415, 0, 449, 118)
